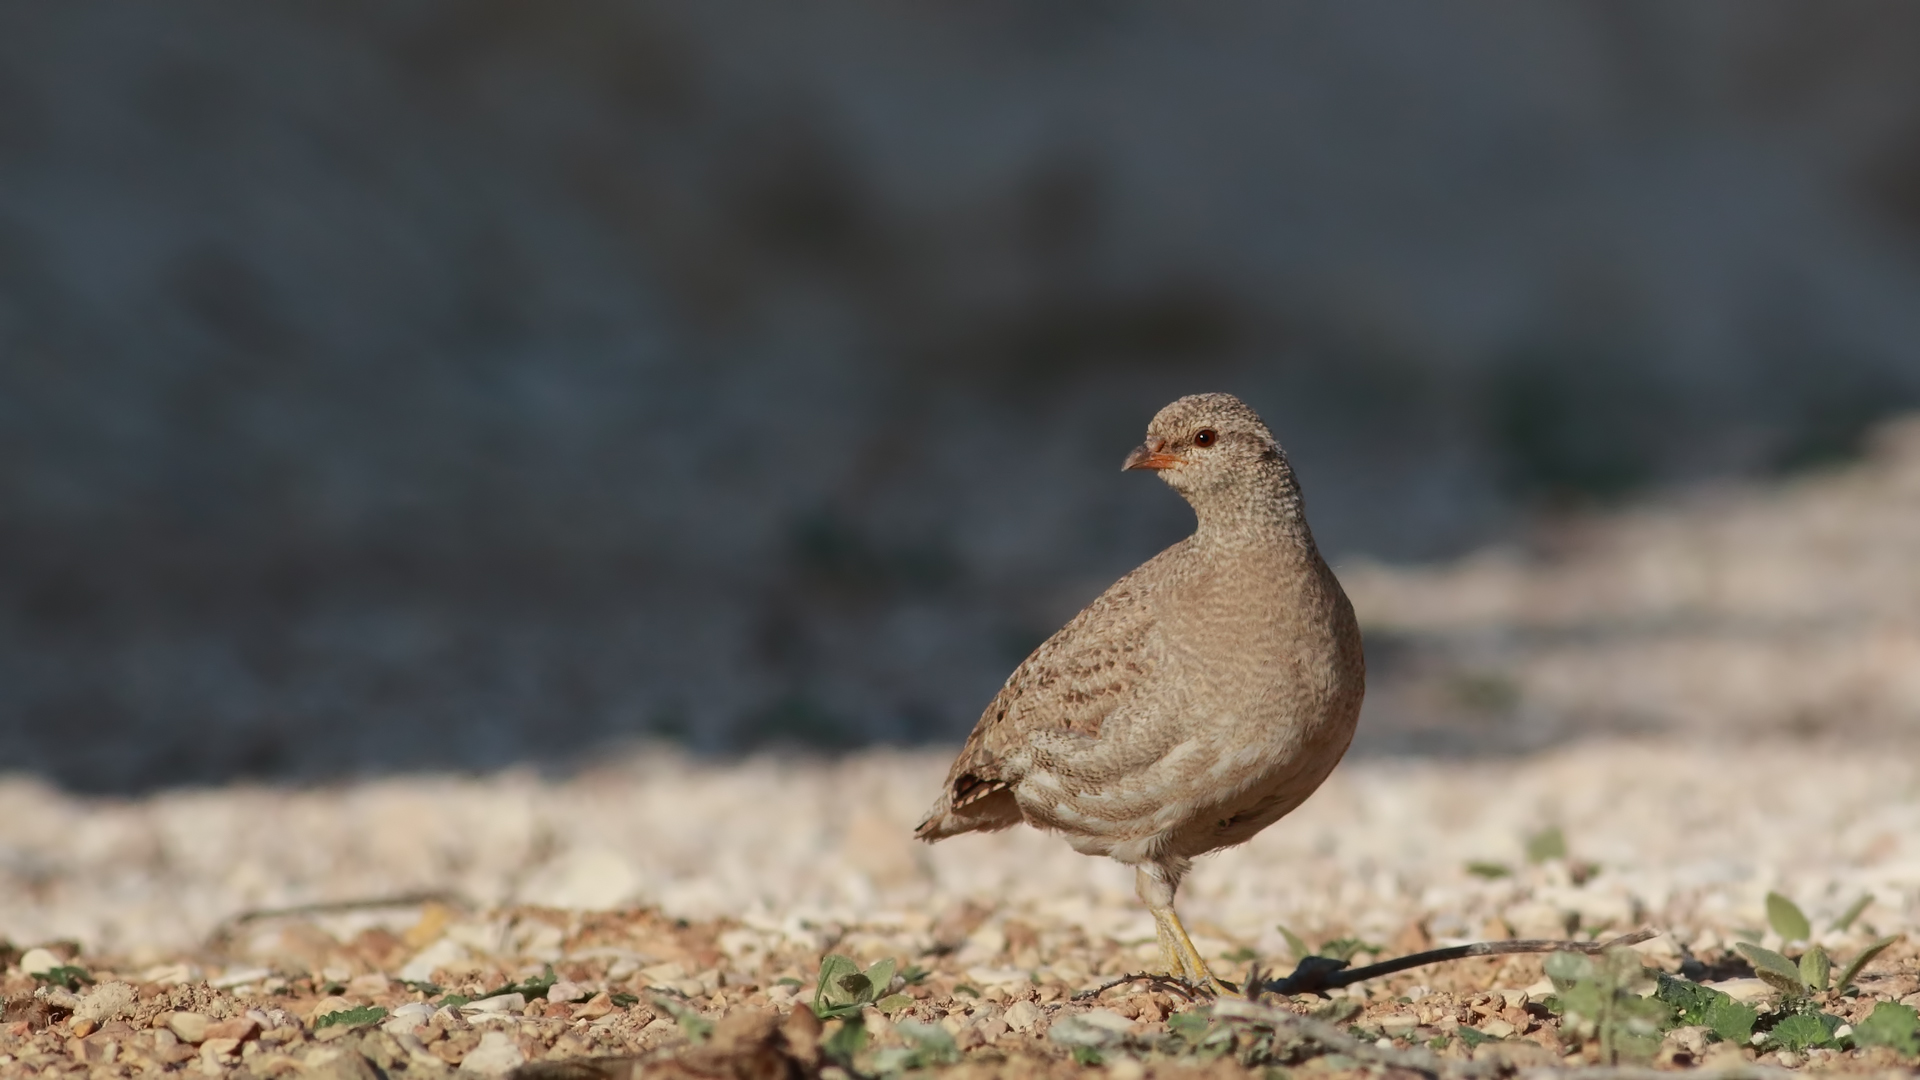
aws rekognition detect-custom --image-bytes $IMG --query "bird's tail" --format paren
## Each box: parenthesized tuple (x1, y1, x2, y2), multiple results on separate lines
(914, 777, 1021, 843)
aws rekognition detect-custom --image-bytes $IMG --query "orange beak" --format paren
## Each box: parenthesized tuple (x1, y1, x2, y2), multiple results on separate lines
(1122, 441, 1180, 471)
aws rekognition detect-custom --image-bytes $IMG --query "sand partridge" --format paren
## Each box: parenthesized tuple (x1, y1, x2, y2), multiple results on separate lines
(916, 392, 1365, 987)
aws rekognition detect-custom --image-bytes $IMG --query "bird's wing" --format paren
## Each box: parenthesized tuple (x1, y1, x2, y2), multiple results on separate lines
(938, 563, 1167, 806)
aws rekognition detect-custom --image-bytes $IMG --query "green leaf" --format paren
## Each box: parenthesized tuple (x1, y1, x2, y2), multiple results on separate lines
(1653, 974, 1718, 1024)
(875, 993, 914, 1015)
(1835, 935, 1900, 994)
(1734, 942, 1806, 995)
(314, 1005, 387, 1030)
(1853, 1002, 1920, 1056)
(438, 994, 471, 1009)
(1456, 1026, 1497, 1049)
(1703, 996, 1758, 1044)
(1466, 861, 1512, 879)
(1767, 1012, 1842, 1052)
(953, 983, 980, 998)
(1830, 894, 1873, 933)
(488, 964, 558, 1000)
(610, 992, 639, 1008)
(812, 954, 864, 1018)
(1799, 945, 1831, 993)
(653, 996, 714, 1043)
(1552, 950, 1671, 1065)
(899, 965, 930, 986)
(862, 958, 897, 1003)
(1526, 826, 1567, 864)
(1276, 926, 1311, 963)
(1072, 1046, 1104, 1066)
(35, 966, 94, 992)
(1655, 974, 1756, 1044)
(821, 1015, 867, 1062)
(1168, 1009, 1212, 1041)
(892, 1020, 959, 1067)
(1544, 950, 1595, 992)
(1766, 892, 1811, 942)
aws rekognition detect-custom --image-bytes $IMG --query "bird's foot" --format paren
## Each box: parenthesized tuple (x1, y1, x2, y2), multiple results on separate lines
(1151, 906, 1227, 995)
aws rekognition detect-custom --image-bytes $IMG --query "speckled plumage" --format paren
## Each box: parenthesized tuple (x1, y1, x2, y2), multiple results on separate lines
(916, 392, 1365, 985)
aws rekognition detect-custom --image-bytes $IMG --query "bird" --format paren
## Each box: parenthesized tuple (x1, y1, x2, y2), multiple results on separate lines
(915, 392, 1365, 989)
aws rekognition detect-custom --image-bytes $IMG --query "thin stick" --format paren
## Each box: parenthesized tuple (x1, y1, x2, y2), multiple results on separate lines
(1263, 928, 1660, 996)
(1076, 928, 1660, 1001)
(204, 891, 464, 949)
(1073, 973, 1207, 1002)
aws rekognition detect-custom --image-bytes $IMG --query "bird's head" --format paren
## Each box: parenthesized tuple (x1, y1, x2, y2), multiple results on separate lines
(1123, 392, 1283, 498)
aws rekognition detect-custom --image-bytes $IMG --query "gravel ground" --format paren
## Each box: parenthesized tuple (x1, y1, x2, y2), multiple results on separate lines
(3, 739, 1918, 1076)
(5, 419, 1920, 1076)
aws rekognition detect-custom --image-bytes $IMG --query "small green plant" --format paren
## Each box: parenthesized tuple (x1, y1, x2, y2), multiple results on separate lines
(1545, 949, 1671, 1064)
(610, 992, 639, 1008)
(1853, 1002, 1920, 1057)
(872, 1020, 960, 1073)
(34, 965, 94, 992)
(1767, 1012, 1844, 1053)
(1167, 1009, 1211, 1042)
(313, 1005, 387, 1030)
(1465, 861, 1512, 879)
(1526, 826, 1567, 864)
(811, 954, 897, 1020)
(433, 963, 559, 1010)
(806, 954, 904, 1067)
(821, 1017, 868, 1062)
(1455, 1026, 1498, 1049)
(651, 995, 714, 1043)
(1072, 1046, 1104, 1066)
(1654, 974, 1757, 1044)
(1735, 935, 1899, 998)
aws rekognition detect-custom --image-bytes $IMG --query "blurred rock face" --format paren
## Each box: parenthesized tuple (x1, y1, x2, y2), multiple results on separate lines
(3, 3, 1920, 788)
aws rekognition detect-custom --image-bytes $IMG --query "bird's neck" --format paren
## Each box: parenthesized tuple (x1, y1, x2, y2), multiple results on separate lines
(1188, 453, 1318, 556)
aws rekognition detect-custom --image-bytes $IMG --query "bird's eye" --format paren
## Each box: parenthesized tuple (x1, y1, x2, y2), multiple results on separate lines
(1193, 429, 1216, 447)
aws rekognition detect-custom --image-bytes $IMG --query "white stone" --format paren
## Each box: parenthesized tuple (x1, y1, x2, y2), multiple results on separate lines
(17, 948, 61, 976)
(458, 1030, 525, 1076)
(1002, 1000, 1041, 1033)
(1075, 1008, 1135, 1033)
(398, 938, 470, 984)
(382, 1002, 437, 1037)
(461, 993, 525, 1015)
(1704, 978, 1774, 1003)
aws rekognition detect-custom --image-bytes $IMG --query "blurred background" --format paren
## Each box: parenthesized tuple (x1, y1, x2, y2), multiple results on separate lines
(5, 1, 1920, 792)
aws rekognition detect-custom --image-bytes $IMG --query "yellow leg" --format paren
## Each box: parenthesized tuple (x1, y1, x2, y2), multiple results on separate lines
(1137, 864, 1219, 990)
